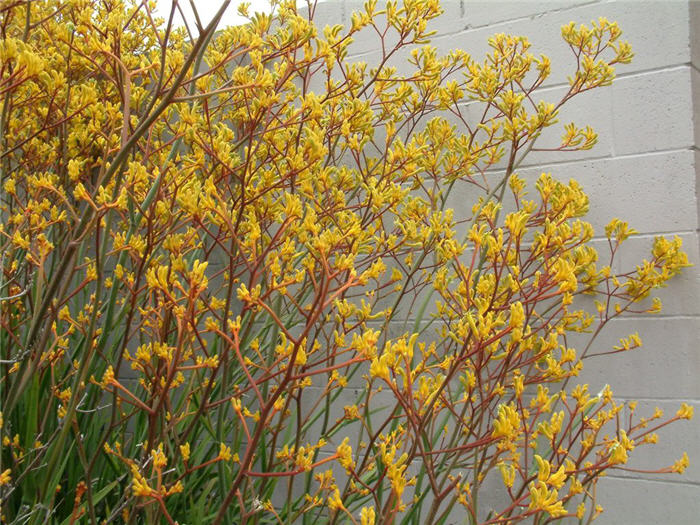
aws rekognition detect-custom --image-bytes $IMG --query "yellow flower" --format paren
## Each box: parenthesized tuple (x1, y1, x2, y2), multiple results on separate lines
(219, 443, 232, 462)
(608, 443, 628, 465)
(166, 481, 184, 496)
(151, 444, 167, 470)
(534, 455, 567, 489)
(528, 481, 567, 518)
(492, 403, 521, 441)
(671, 452, 689, 474)
(370, 355, 391, 381)
(328, 488, 345, 511)
(101, 366, 115, 387)
(0, 469, 11, 486)
(336, 437, 354, 473)
(294, 347, 307, 366)
(295, 445, 314, 471)
(343, 404, 360, 419)
(360, 506, 376, 525)
(131, 469, 152, 498)
(676, 403, 694, 420)
(499, 462, 515, 488)
(537, 411, 564, 441)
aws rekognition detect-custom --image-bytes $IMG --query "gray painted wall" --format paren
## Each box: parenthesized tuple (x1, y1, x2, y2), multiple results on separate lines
(309, 0, 700, 522)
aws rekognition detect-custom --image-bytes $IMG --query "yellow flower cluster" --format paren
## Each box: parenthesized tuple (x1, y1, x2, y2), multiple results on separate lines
(0, 1, 692, 523)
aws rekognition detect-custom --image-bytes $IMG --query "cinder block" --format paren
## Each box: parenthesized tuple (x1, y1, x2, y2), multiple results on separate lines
(344, 0, 465, 57)
(441, 176, 495, 225)
(572, 317, 700, 399)
(612, 67, 694, 155)
(392, 461, 512, 523)
(325, 1, 692, 95)
(473, 468, 511, 522)
(461, 0, 597, 29)
(307, 0, 346, 30)
(513, 150, 698, 234)
(518, 83, 615, 168)
(438, 80, 614, 175)
(351, 382, 405, 434)
(691, 0, 700, 69)
(267, 448, 340, 511)
(431, 15, 574, 88)
(600, 1, 691, 73)
(424, 0, 466, 35)
(618, 399, 700, 485)
(365, 259, 443, 324)
(594, 476, 700, 525)
(614, 232, 700, 317)
(432, 1, 689, 89)
(696, 150, 700, 232)
(692, 66, 700, 148)
(579, 150, 697, 233)
(299, 383, 368, 437)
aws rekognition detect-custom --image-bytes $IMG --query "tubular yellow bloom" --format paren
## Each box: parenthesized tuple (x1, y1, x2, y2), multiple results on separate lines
(676, 403, 694, 420)
(166, 481, 184, 496)
(180, 443, 191, 462)
(131, 469, 153, 498)
(295, 445, 315, 471)
(336, 437, 354, 473)
(294, 347, 307, 366)
(534, 455, 567, 490)
(328, 488, 345, 511)
(151, 444, 167, 470)
(608, 443, 628, 465)
(360, 506, 376, 525)
(0, 469, 11, 486)
(499, 462, 515, 488)
(492, 404, 521, 441)
(528, 481, 567, 518)
(370, 355, 391, 381)
(100, 366, 115, 387)
(671, 452, 689, 474)
(219, 443, 233, 462)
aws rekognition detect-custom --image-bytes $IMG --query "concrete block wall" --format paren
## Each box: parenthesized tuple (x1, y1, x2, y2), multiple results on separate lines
(309, 0, 700, 523)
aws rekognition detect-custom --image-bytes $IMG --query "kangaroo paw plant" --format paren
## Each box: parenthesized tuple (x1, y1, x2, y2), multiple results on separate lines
(0, 1, 692, 524)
